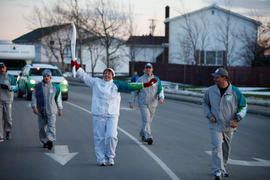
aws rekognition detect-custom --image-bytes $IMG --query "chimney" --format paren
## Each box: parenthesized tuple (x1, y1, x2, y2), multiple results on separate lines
(162, 6, 170, 64)
(165, 5, 170, 43)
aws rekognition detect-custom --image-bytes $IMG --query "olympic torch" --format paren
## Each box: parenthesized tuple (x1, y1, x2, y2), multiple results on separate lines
(71, 23, 77, 77)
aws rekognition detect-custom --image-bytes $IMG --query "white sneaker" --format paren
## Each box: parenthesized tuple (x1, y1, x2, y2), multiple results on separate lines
(215, 171, 222, 180)
(108, 158, 115, 166)
(0, 138, 4, 142)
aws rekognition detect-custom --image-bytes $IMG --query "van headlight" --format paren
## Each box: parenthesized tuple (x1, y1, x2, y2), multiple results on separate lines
(30, 79, 37, 84)
(62, 80, 68, 85)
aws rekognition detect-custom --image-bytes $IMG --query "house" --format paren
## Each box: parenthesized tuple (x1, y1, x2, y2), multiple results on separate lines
(126, 35, 165, 63)
(13, 24, 129, 73)
(13, 24, 72, 66)
(164, 4, 262, 67)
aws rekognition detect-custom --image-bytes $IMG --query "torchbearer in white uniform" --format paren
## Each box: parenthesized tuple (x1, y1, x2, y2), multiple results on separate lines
(71, 60, 158, 166)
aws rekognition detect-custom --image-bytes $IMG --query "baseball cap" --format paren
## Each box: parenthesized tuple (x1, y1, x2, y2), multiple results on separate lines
(0, 62, 5, 67)
(42, 69, 52, 76)
(103, 68, 115, 77)
(212, 68, 229, 78)
(145, 63, 153, 69)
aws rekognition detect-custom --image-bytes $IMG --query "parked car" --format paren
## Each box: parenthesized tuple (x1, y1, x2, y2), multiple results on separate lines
(17, 64, 69, 100)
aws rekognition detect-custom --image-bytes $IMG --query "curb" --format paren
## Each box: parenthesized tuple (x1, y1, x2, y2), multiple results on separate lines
(165, 94, 270, 117)
(67, 78, 270, 117)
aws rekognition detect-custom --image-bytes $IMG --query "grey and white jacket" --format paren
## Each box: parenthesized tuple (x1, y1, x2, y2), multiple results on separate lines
(129, 73, 164, 107)
(31, 81, 63, 116)
(202, 83, 247, 131)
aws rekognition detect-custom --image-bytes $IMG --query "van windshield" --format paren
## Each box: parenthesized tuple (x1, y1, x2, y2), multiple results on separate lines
(0, 59, 27, 70)
(30, 68, 63, 76)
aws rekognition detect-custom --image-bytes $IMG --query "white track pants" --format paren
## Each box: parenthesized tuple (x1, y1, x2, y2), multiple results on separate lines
(93, 115, 119, 164)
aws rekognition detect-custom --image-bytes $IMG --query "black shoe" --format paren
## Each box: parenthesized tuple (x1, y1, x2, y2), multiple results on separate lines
(141, 135, 145, 142)
(147, 138, 153, 145)
(215, 175, 222, 180)
(47, 141, 53, 150)
(42, 142, 48, 148)
(98, 163, 106, 166)
(223, 173, 229, 177)
(6, 132, 11, 140)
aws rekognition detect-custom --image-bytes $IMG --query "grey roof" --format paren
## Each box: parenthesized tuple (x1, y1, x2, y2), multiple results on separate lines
(127, 35, 165, 45)
(13, 24, 71, 43)
(165, 4, 262, 26)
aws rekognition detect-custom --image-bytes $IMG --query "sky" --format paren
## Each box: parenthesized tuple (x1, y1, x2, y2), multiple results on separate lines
(0, 0, 270, 40)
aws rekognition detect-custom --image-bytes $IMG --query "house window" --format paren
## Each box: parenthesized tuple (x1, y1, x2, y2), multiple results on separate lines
(206, 51, 216, 65)
(198, 50, 225, 66)
(217, 51, 223, 65)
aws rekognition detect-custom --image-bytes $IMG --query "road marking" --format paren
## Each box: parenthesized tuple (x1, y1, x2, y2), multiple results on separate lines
(120, 107, 134, 111)
(65, 101, 92, 113)
(45, 145, 78, 166)
(205, 151, 270, 167)
(65, 102, 180, 180)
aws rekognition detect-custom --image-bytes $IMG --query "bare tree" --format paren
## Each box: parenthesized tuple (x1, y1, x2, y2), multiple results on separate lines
(175, 1, 210, 65)
(214, 0, 239, 67)
(125, 4, 142, 76)
(26, 1, 71, 70)
(62, 0, 91, 68)
(85, 37, 104, 76)
(88, 0, 129, 69)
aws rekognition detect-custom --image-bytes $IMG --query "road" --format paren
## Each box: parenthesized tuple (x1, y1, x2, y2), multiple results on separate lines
(1, 84, 270, 180)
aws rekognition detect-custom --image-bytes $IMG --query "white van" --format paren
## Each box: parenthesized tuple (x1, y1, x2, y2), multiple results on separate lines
(0, 40, 35, 80)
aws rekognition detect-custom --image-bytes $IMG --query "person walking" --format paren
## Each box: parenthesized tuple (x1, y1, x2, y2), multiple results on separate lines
(71, 60, 157, 166)
(0, 62, 17, 142)
(202, 67, 247, 180)
(129, 63, 164, 145)
(31, 69, 63, 150)
(131, 71, 139, 82)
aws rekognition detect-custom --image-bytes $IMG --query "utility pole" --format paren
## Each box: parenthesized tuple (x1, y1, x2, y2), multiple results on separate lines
(148, 19, 157, 36)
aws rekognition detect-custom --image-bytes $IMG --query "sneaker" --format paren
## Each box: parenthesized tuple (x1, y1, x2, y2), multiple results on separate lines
(215, 171, 222, 180)
(0, 138, 4, 143)
(47, 141, 53, 150)
(42, 142, 48, 148)
(6, 132, 11, 140)
(141, 135, 145, 142)
(147, 138, 153, 145)
(223, 172, 229, 177)
(108, 158, 115, 166)
(98, 162, 106, 166)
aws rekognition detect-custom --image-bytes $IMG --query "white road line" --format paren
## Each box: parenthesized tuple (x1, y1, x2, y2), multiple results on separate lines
(65, 101, 180, 180)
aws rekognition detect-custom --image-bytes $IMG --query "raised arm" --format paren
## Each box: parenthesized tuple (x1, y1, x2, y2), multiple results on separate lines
(71, 60, 94, 88)
(114, 78, 158, 93)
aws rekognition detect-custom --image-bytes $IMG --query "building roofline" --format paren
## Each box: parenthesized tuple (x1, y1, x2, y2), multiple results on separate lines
(164, 4, 262, 26)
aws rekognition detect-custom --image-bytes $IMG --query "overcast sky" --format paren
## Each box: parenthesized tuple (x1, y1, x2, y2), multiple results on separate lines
(0, 0, 269, 40)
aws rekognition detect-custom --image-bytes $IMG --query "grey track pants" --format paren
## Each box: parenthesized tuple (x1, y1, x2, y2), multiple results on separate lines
(0, 102, 12, 139)
(209, 126, 234, 174)
(38, 113, 57, 143)
(139, 105, 156, 140)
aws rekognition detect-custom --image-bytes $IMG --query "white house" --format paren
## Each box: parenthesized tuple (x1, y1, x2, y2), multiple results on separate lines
(165, 4, 262, 66)
(13, 24, 129, 73)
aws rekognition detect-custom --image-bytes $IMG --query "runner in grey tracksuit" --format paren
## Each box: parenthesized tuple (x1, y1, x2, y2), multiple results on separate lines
(202, 68, 247, 179)
(0, 62, 17, 142)
(129, 63, 164, 145)
(31, 69, 63, 150)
